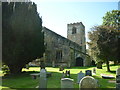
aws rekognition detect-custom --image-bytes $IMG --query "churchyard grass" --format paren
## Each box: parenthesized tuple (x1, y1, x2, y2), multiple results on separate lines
(1, 64, 120, 88)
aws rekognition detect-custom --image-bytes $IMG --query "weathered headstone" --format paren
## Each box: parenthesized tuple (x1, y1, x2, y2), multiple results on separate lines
(79, 76, 98, 89)
(85, 70, 92, 76)
(62, 70, 70, 78)
(40, 61, 45, 69)
(116, 68, 120, 76)
(61, 78, 74, 88)
(116, 83, 120, 89)
(116, 68, 120, 89)
(62, 72, 65, 78)
(52, 61, 55, 67)
(59, 65, 64, 71)
(116, 75, 120, 83)
(93, 68, 96, 74)
(77, 71, 85, 84)
(67, 70, 70, 78)
(39, 69, 47, 88)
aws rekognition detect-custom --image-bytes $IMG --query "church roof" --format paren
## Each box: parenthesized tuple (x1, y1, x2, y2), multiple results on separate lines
(43, 27, 82, 50)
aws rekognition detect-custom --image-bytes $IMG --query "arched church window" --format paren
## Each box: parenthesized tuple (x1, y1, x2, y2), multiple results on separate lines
(72, 27, 77, 34)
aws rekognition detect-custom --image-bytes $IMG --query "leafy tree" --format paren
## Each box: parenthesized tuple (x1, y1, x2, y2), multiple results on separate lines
(88, 26, 103, 69)
(103, 10, 120, 30)
(2, 2, 44, 74)
(103, 10, 120, 64)
(88, 25, 118, 71)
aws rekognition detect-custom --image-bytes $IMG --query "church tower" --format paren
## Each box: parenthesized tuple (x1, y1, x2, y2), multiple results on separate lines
(67, 22, 86, 53)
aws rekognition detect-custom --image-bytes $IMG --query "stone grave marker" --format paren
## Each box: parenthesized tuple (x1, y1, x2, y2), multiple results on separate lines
(116, 75, 120, 83)
(116, 83, 120, 89)
(116, 68, 120, 76)
(59, 65, 64, 71)
(93, 68, 96, 74)
(61, 78, 74, 88)
(66, 70, 70, 78)
(77, 71, 85, 84)
(67, 70, 70, 77)
(62, 70, 70, 78)
(79, 76, 98, 89)
(39, 69, 47, 88)
(62, 72, 65, 78)
(116, 68, 120, 89)
(85, 70, 92, 76)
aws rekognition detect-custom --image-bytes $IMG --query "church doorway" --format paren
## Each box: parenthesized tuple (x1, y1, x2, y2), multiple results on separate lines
(76, 57, 83, 66)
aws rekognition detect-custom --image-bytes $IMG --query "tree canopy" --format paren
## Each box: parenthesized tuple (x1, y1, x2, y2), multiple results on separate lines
(103, 10, 120, 30)
(88, 10, 120, 71)
(2, 2, 44, 74)
(88, 25, 118, 71)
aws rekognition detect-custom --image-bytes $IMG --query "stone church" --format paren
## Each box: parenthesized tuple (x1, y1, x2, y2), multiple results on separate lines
(43, 22, 91, 67)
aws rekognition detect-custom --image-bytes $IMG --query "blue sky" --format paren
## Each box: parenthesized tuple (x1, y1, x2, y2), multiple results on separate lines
(31, 0, 119, 43)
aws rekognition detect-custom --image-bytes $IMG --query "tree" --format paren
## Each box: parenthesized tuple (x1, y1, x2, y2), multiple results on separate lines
(88, 25, 118, 71)
(103, 10, 120, 30)
(2, 2, 45, 74)
(103, 10, 120, 64)
(88, 26, 103, 69)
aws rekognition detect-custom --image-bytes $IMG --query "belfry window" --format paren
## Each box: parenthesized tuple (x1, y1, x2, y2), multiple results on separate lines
(72, 27, 77, 34)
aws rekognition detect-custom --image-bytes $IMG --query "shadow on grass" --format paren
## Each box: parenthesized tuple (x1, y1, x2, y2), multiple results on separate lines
(103, 64, 120, 67)
(93, 75, 116, 88)
(2, 71, 40, 88)
(2, 70, 78, 88)
(2, 71, 40, 79)
(2, 67, 116, 89)
(109, 71, 116, 74)
(65, 66, 95, 69)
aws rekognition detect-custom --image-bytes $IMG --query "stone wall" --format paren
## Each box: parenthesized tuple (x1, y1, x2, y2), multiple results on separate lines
(67, 22, 86, 53)
(43, 24, 90, 67)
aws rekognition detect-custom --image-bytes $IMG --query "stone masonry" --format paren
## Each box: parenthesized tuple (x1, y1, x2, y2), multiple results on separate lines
(43, 22, 91, 67)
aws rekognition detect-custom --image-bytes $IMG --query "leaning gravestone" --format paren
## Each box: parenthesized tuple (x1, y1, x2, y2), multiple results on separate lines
(61, 78, 74, 88)
(79, 76, 98, 89)
(39, 69, 47, 88)
(116, 68, 120, 89)
(85, 70, 92, 76)
(77, 71, 85, 84)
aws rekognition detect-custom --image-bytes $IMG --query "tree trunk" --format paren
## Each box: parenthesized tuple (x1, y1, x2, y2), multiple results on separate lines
(114, 60, 117, 65)
(106, 60, 110, 72)
(97, 62, 102, 69)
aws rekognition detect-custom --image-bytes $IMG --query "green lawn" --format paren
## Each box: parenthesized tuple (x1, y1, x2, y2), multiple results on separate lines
(1, 65, 120, 89)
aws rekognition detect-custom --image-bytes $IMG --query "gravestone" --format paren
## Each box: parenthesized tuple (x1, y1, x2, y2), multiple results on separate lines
(40, 60, 45, 69)
(116, 75, 120, 83)
(39, 69, 47, 88)
(67, 70, 70, 78)
(66, 70, 70, 78)
(79, 76, 98, 89)
(77, 71, 85, 84)
(116, 83, 120, 89)
(59, 65, 64, 71)
(61, 78, 74, 88)
(116, 68, 120, 89)
(116, 68, 120, 76)
(85, 70, 92, 76)
(62, 72, 65, 78)
(62, 70, 70, 78)
(52, 61, 55, 67)
(93, 68, 96, 74)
